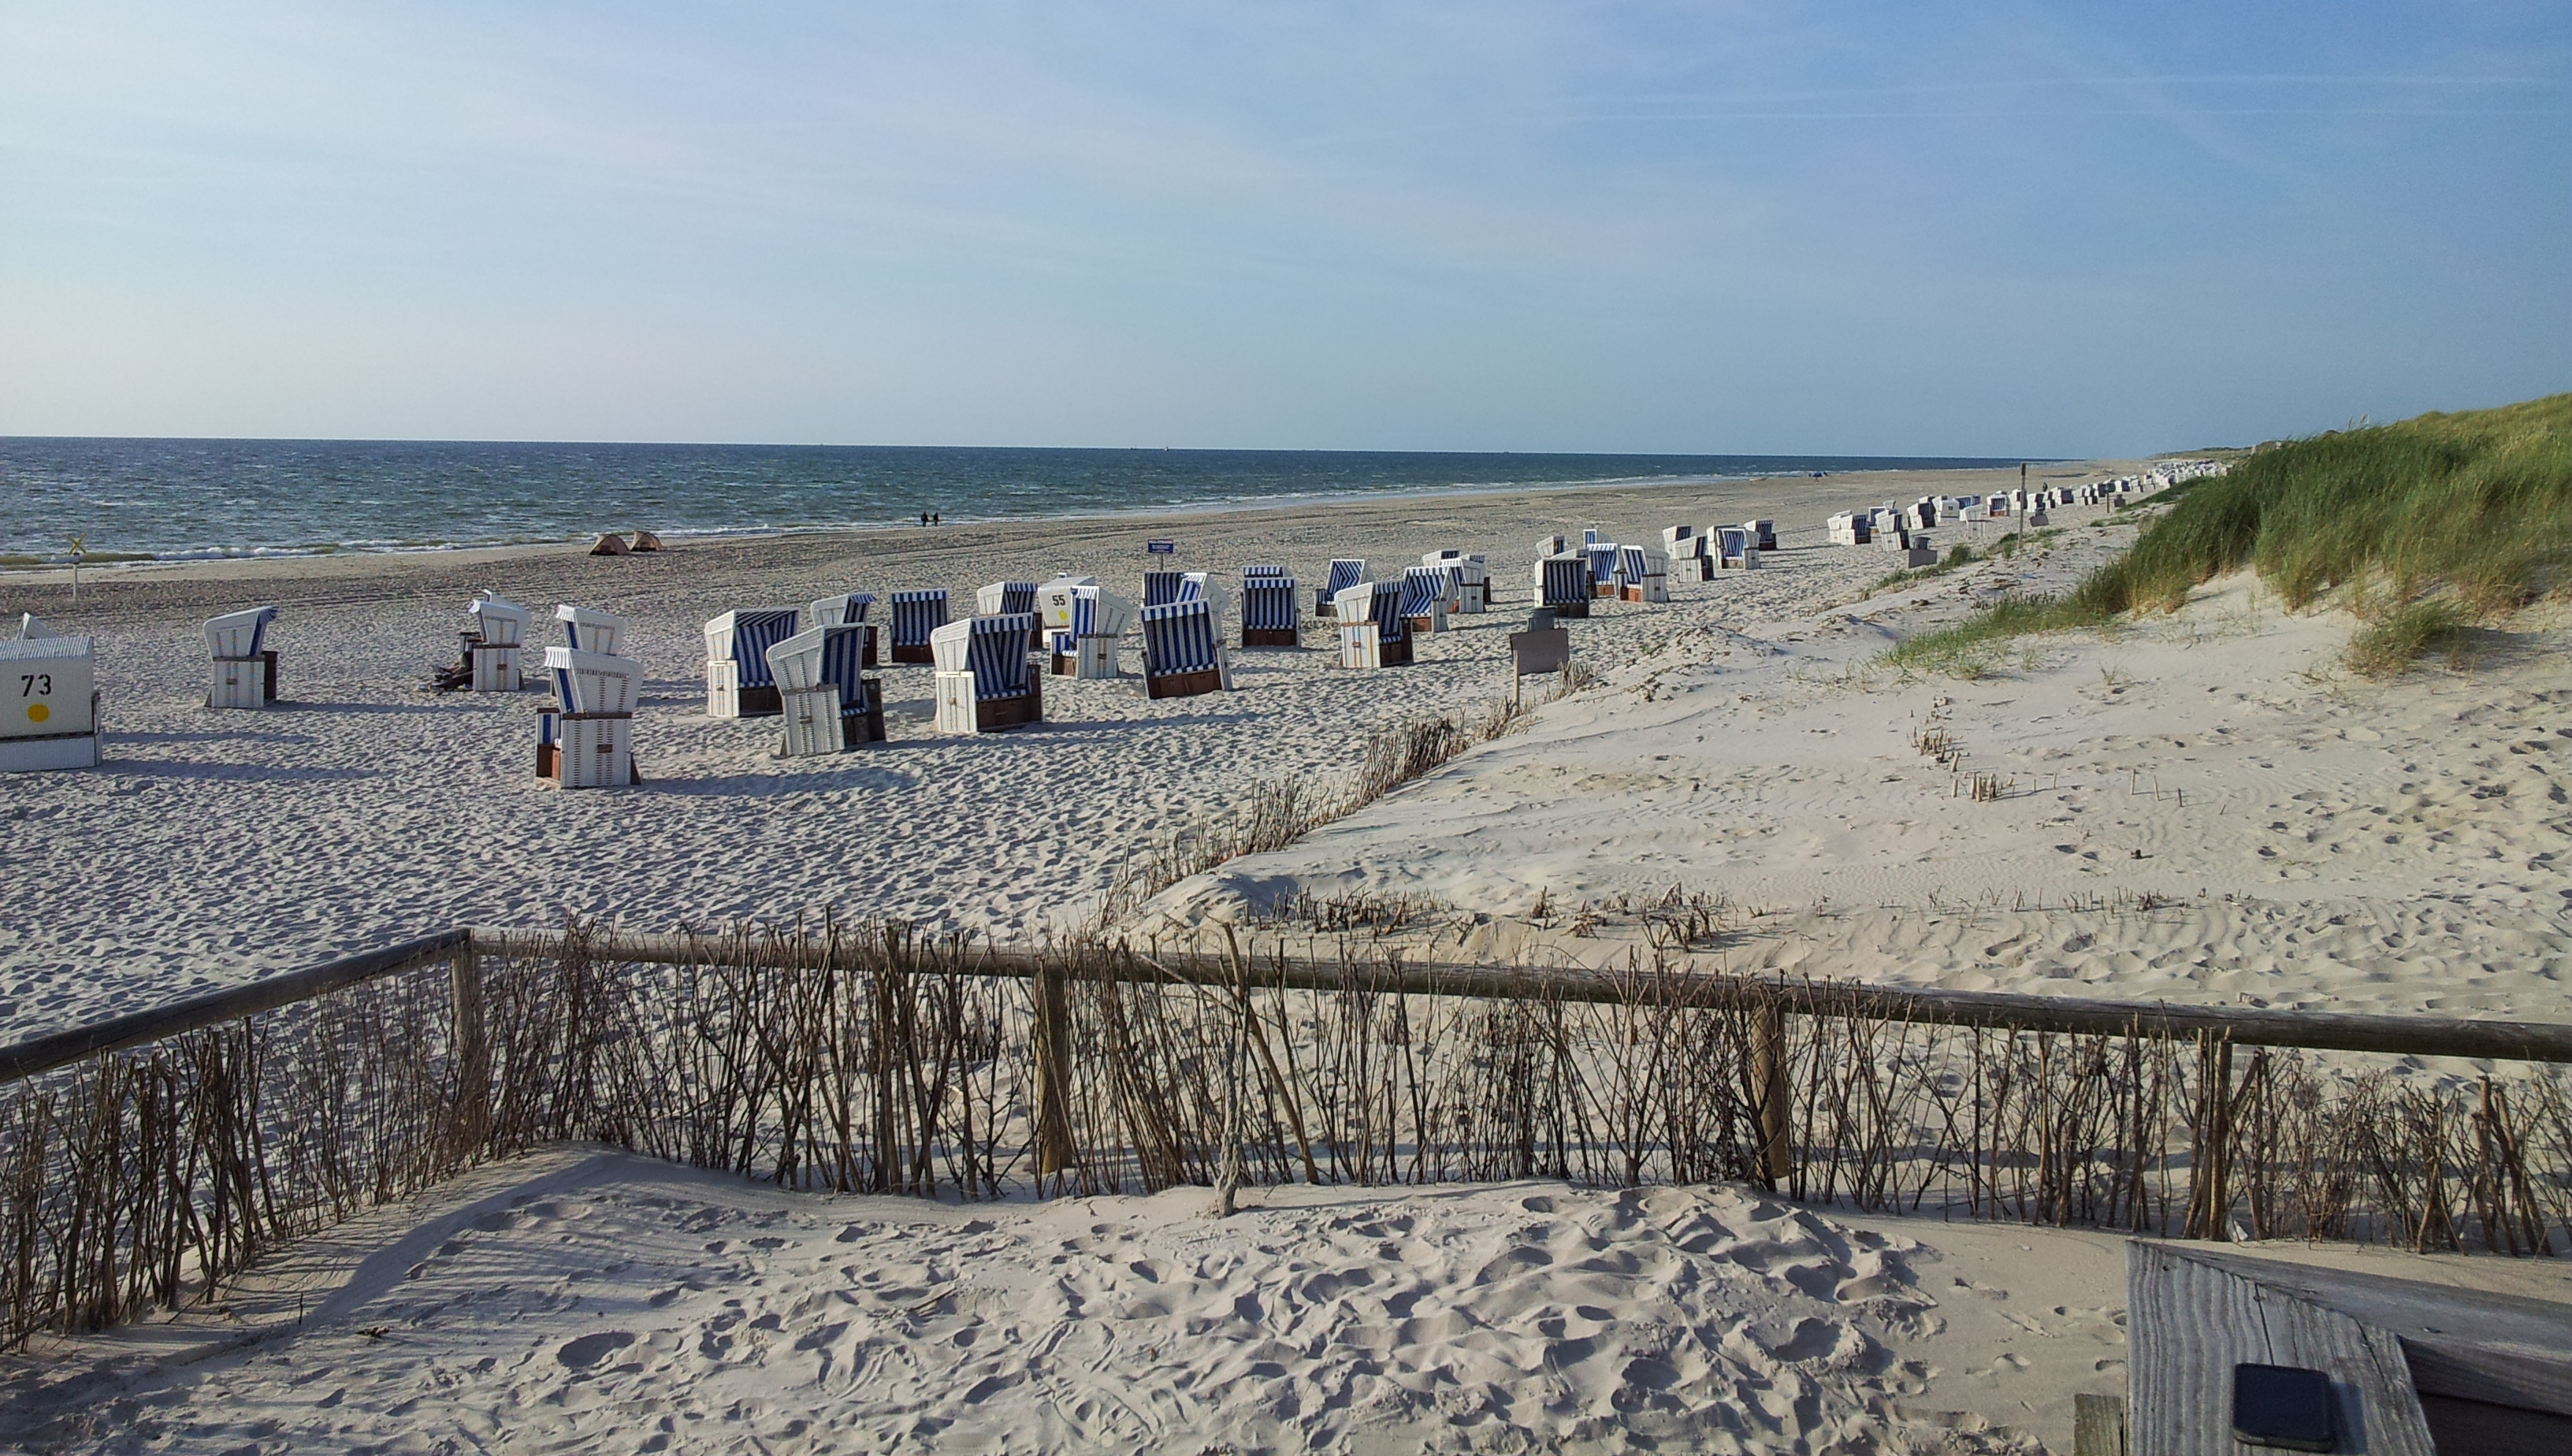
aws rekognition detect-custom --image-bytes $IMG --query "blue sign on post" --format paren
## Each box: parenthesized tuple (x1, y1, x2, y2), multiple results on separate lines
(1146, 540, 1176, 555)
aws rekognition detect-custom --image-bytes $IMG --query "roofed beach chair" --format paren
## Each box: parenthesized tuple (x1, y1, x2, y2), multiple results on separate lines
(704, 608, 800, 719)
(1400, 566, 1451, 636)
(1139, 599, 1230, 699)
(1, 630, 100, 772)
(1240, 568, 1300, 647)
(1533, 552, 1592, 618)
(1665, 526, 1715, 581)
(463, 592, 532, 692)
(1035, 575, 1096, 637)
(1584, 542, 1622, 598)
(1048, 585, 1132, 678)
(205, 606, 279, 710)
(1872, 508, 1909, 548)
(887, 589, 947, 664)
(1618, 546, 1668, 604)
(1335, 580, 1412, 669)
(1315, 559, 1365, 618)
(1534, 533, 1567, 559)
(930, 612, 1042, 734)
(554, 604, 630, 657)
(1422, 550, 1488, 612)
(765, 624, 883, 755)
(1744, 518, 1778, 552)
(976, 580, 1039, 618)
(1716, 527, 1759, 570)
(540, 645, 641, 788)
(1581, 528, 1605, 548)
(1826, 511, 1870, 547)
(1142, 570, 1186, 609)
(806, 592, 879, 667)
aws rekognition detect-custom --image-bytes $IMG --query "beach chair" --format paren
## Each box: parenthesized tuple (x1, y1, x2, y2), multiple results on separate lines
(554, 604, 630, 657)
(1142, 570, 1186, 609)
(1871, 508, 1909, 548)
(1314, 559, 1365, 618)
(1139, 600, 1230, 699)
(1581, 528, 1605, 548)
(1533, 533, 1567, 559)
(460, 592, 531, 692)
(1826, 511, 1869, 547)
(1047, 585, 1131, 678)
(1663, 527, 1715, 581)
(204, 606, 279, 710)
(1399, 566, 1451, 636)
(805, 592, 879, 667)
(1334, 581, 1412, 669)
(1618, 547, 1668, 604)
(1533, 553, 1592, 618)
(1240, 570, 1299, 648)
(1507, 625, 1571, 704)
(1034, 576, 1096, 635)
(976, 581, 1038, 618)
(929, 612, 1042, 734)
(539, 646, 640, 787)
(1583, 542, 1622, 598)
(1421, 550, 1487, 612)
(1744, 519, 1778, 552)
(1, 632, 100, 772)
(704, 608, 800, 719)
(1716, 528, 1759, 570)
(765, 625, 884, 755)
(887, 589, 947, 664)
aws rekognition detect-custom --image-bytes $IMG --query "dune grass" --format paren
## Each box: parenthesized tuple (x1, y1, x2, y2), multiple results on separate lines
(1880, 393, 2572, 676)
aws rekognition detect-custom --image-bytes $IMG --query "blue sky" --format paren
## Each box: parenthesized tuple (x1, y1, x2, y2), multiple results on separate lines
(2, 2, 2564, 455)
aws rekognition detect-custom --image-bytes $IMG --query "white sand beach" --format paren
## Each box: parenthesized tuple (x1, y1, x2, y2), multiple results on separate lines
(6, 465, 2570, 1454)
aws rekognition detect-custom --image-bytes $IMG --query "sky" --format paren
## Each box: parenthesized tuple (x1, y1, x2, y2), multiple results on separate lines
(1, 2, 2566, 456)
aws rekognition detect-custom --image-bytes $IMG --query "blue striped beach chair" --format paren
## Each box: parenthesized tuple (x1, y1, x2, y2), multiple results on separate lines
(1399, 566, 1451, 635)
(1240, 569, 1299, 647)
(888, 589, 947, 664)
(765, 624, 884, 752)
(204, 606, 281, 709)
(1745, 519, 1778, 551)
(1142, 570, 1186, 608)
(1618, 546, 1668, 604)
(1422, 550, 1489, 612)
(929, 612, 1042, 733)
(1139, 599, 1230, 699)
(1333, 580, 1411, 668)
(805, 592, 878, 667)
(1316, 559, 1366, 618)
(1584, 543, 1623, 598)
(1035, 575, 1098, 638)
(540, 645, 641, 787)
(704, 608, 800, 718)
(976, 580, 1039, 618)
(1533, 553, 1592, 618)
(1047, 585, 1131, 678)
(1716, 527, 1759, 570)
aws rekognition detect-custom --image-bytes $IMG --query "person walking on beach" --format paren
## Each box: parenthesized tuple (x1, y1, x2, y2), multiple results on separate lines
(920, 511, 931, 527)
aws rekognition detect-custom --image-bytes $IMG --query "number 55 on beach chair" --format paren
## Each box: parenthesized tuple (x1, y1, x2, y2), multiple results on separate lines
(1139, 599, 1231, 700)
(930, 612, 1043, 734)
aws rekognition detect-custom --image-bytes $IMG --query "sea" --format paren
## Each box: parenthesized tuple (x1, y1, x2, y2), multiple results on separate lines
(0, 439, 2027, 564)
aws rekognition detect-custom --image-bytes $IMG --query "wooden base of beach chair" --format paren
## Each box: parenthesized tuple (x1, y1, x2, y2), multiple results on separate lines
(555, 713, 635, 788)
(935, 672, 1043, 734)
(1241, 627, 1299, 648)
(0, 732, 102, 773)
(891, 643, 935, 665)
(1145, 667, 1225, 700)
(470, 644, 522, 693)
(1620, 582, 1668, 604)
(848, 702, 886, 745)
(1404, 613, 1445, 637)
(207, 656, 269, 711)
(1546, 600, 1590, 619)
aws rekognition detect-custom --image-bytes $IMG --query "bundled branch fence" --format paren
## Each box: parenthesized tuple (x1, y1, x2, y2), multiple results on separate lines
(4, 921, 2570, 1350)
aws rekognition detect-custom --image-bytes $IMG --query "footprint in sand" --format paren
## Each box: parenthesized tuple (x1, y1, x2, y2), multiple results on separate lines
(556, 1330, 637, 1369)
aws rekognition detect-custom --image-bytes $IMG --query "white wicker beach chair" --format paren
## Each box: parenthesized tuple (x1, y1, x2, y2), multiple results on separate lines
(976, 581, 1039, 618)
(1334, 581, 1411, 669)
(1617, 547, 1668, 604)
(1716, 528, 1759, 570)
(1315, 559, 1365, 618)
(886, 589, 947, 664)
(0, 632, 100, 772)
(704, 608, 801, 719)
(765, 625, 883, 754)
(1047, 585, 1132, 678)
(540, 645, 641, 788)
(463, 592, 531, 692)
(1139, 600, 1230, 700)
(1419, 550, 1488, 613)
(204, 606, 279, 710)
(1399, 566, 1451, 635)
(806, 592, 874, 626)
(554, 604, 630, 657)
(1142, 570, 1186, 609)
(1744, 519, 1778, 552)
(930, 612, 1041, 734)
(1583, 543, 1622, 598)
(1533, 553, 1592, 617)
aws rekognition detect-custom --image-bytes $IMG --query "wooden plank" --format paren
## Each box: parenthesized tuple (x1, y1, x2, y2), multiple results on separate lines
(467, 927, 2572, 1064)
(0, 930, 470, 1084)
(2072, 1392, 2126, 1456)
(2129, 1241, 2436, 1456)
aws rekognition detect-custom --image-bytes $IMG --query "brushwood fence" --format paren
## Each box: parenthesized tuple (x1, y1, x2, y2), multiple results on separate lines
(3, 921, 2570, 1349)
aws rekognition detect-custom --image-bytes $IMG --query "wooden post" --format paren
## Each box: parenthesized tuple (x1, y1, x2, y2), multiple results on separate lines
(1754, 996, 1792, 1188)
(1032, 964, 1076, 1181)
(448, 939, 491, 1152)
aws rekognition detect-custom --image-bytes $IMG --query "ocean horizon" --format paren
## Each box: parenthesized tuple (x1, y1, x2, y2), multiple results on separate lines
(0, 437, 2035, 564)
